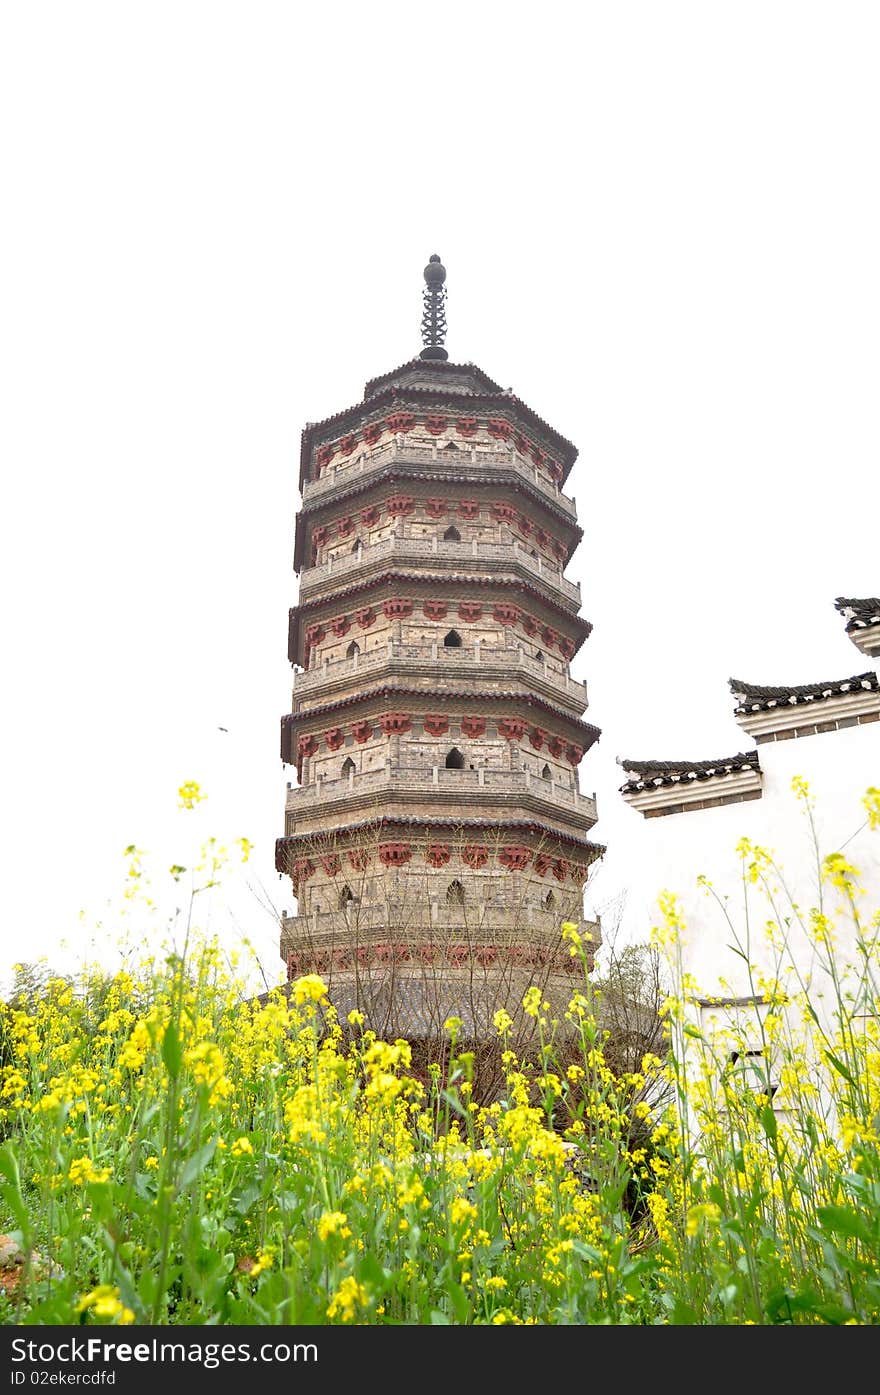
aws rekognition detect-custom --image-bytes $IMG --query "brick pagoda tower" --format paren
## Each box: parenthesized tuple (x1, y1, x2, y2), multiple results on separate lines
(276, 256, 603, 1038)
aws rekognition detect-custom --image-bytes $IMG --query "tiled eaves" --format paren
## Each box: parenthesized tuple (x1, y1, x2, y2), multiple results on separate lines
(276, 817, 606, 870)
(834, 596, 880, 631)
(617, 751, 763, 820)
(298, 377, 579, 488)
(287, 572, 594, 664)
(363, 359, 505, 398)
(697, 993, 768, 1010)
(293, 469, 584, 572)
(731, 672, 880, 743)
(281, 686, 601, 754)
(834, 596, 880, 658)
(617, 751, 760, 793)
(729, 672, 878, 712)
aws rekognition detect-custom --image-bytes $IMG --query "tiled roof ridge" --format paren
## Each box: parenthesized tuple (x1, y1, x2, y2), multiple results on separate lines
(296, 467, 583, 528)
(834, 596, 880, 630)
(730, 673, 878, 708)
(292, 469, 584, 572)
(617, 752, 759, 778)
(298, 383, 579, 485)
(362, 358, 505, 398)
(276, 820, 605, 857)
(282, 686, 600, 741)
(289, 571, 592, 630)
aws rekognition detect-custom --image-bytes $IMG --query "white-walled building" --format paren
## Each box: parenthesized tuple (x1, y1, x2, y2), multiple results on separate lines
(615, 596, 880, 1028)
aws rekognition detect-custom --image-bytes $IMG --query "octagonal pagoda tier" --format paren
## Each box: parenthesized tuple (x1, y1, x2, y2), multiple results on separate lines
(276, 324, 603, 1036)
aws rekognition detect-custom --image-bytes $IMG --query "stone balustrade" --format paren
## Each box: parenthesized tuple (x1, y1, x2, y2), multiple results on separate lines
(301, 439, 577, 517)
(279, 907, 599, 959)
(285, 765, 598, 824)
(298, 534, 581, 606)
(291, 639, 588, 710)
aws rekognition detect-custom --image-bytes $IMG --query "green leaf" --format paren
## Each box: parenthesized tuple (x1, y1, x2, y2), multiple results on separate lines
(162, 1020, 182, 1077)
(0, 1143, 28, 1231)
(232, 1182, 261, 1216)
(133, 1171, 158, 1203)
(438, 1089, 467, 1120)
(759, 1104, 778, 1141)
(766, 1285, 852, 1325)
(356, 1251, 388, 1292)
(571, 1239, 603, 1264)
(816, 1204, 873, 1244)
(101, 1226, 143, 1321)
(447, 1281, 470, 1324)
(179, 1138, 217, 1190)
(85, 1180, 113, 1222)
(822, 1050, 856, 1088)
(0, 1143, 21, 1189)
(672, 1297, 700, 1323)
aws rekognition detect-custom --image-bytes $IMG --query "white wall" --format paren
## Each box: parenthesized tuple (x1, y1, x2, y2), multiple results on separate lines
(605, 704, 879, 1007)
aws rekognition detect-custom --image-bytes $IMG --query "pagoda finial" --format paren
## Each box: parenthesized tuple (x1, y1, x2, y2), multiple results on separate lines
(419, 253, 448, 361)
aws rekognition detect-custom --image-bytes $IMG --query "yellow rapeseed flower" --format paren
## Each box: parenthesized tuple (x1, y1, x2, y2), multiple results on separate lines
(317, 1210, 351, 1242)
(326, 1275, 368, 1323)
(522, 986, 542, 1018)
(177, 781, 206, 810)
(68, 1157, 112, 1186)
(75, 1286, 134, 1324)
(450, 1196, 478, 1228)
(291, 974, 328, 1005)
(493, 1008, 513, 1037)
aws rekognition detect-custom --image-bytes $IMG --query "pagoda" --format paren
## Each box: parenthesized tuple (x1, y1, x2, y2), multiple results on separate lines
(276, 256, 603, 1038)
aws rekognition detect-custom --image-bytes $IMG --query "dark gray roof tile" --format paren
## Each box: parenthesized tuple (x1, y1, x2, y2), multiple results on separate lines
(835, 596, 880, 631)
(730, 673, 878, 711)
(617, 752, 759, 793)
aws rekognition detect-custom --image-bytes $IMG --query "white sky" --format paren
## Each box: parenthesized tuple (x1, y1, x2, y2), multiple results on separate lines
(1, 3, 878, 994)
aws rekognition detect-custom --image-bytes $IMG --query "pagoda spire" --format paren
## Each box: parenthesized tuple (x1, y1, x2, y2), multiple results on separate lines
(419, 253, 448, 361)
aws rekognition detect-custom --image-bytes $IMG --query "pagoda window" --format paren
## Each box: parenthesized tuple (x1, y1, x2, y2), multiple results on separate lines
(444, 525, 461, 541)
(543, 890, 556, 910)
(351, 537, 362, 553)
(445, 747, 465, 770)
(446, 879, 465, 906)
(444, 629, 462, 648)
(535, 650, 544, 662)
(341, 757, 356, 777)
(346, 640, 360, 659)
(340, 884, 356, 908)
(443, 440, 458, 451)
(541, 764, 551, 780)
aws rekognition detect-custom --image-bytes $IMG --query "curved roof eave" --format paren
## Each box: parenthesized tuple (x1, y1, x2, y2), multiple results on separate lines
(298, 372, 579, 488)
